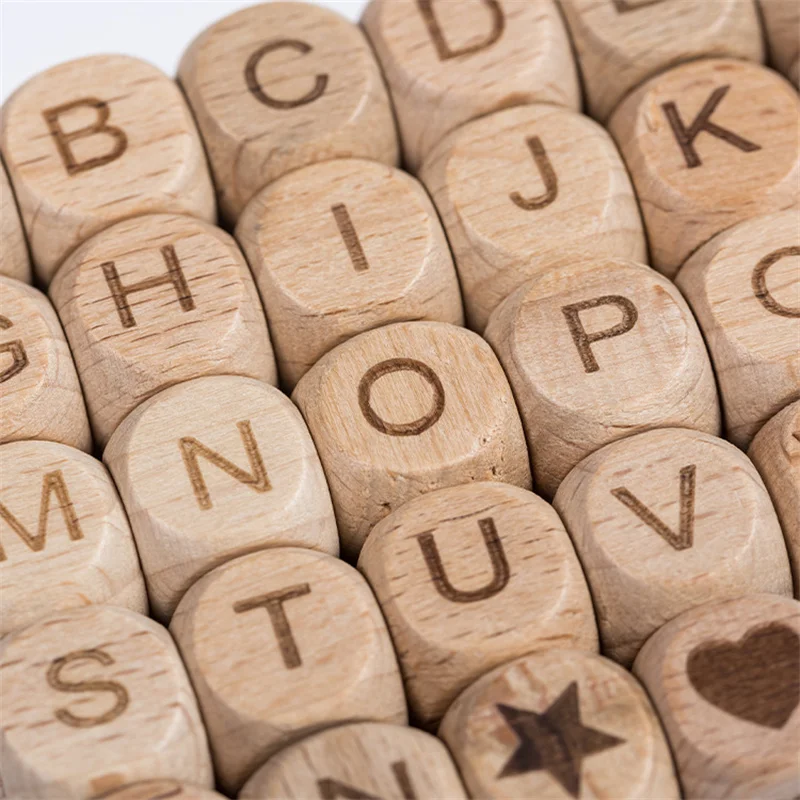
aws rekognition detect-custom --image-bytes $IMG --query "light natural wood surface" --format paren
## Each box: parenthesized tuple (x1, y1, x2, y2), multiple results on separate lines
(1, 55, 215, 283)
(760, 0, 800, 87)
(420, 104, 645, 332)
(483, 259, 720, 498)
(609, 58, 800, 278)
(554, 428, 793, 667)
(240, 722, 468, 799)
(0, 440, 147, 635)
(362, 0, 579, 172)
(0, 276, 91, 451)
(104, 375, 338, 622)
(236, 158, 463, 389)
(0, 605, 213, 798)
(179, 1, 397, 225)
(676, 210, 800, 448)
(359, 481, 598, 727)
(170, 547, 407, 794)
(749, 400, 800, 598)
(558, 0, 763, 122)
(634, 594, 800, 799)
(439, 648, 680, 800)
(50, 213, 277, 446)
(292, 321, 531, 558)
(97, 781, 226, 800)
(0, 155, 31, 283)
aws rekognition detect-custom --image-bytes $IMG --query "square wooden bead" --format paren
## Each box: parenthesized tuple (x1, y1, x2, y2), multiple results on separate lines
(97, 782, 225, 800)
(1, 56, 215, 283)
(0, 156, 30, 283)
(179, 1, 397, 225)
(236, 159, 462, 389)
(760, 0, 800, 87)
(292, 321, 531, 557)
(0, 276, 91, 451)
(362, 0, 579, 171)
(50, 213, 277, 446)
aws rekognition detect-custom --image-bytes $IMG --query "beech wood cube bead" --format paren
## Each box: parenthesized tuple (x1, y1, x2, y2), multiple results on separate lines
(484, 259, 720, 498)
(554, 428, 793, 667)
(609, 58, 800, 278)
(1, 56, 214, 283)
(420, 104, 646, 331)
(0, 440, 147, 635)
(292, 321, 531, 558)
(179, 1, 397, 225)
(760, 0, 800, 87)
(0, 276, 91, 451)
(236, 159, 463, 389)
(634, 594, 800, 798)
(50, 213, 277, 446)
(170, 548, 407, 793)
(676, 211, 800, 448)
(439, 649, 680, 800)
(0, 605, 212, 798)
(558, 0, 763, 123)
(362, 0, 579, 172)
(98, 782, 226, 800)
(104, 375, 338, 622)
(0, 156, 31, 283)
(240, 722, 468, 799)
(749, 400, 800, 597)
(359, 481, 598, 727)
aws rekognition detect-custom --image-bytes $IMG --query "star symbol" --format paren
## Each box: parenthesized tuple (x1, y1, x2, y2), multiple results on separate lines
(496, 681, 625, 798)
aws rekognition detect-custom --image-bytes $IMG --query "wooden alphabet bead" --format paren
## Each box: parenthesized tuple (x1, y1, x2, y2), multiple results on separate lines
(439, 649, 680, 800)
(359, 482, 598, 727)
(1, 56, 214, 283)
(760, 0, 800, 87)
(292, 321, 531, 557)
(676, 211, 800, 447)
(170, 548, 406, 793)
(98, 781, 226, 800)
(558, 0, 763, 122)
(0, 605, 212, 798)
(749, 401, 800, 597)
(362, 0, 579, 172)
(554, 428, 793, 666)
(236, 159, 462, 388)
(50, 213, 277, 446)
(0, 276, 91, 451)
(0, 156, 30, 283)
(420, 104, 646, 331)
(0, 440, 147, 635)
(104, 375, 337, 622)
(179, 2, 397, 225)
(484, 259, 720, 498)
(634, 594, 800, 798)
(609, 58, 800, 278)
(240, 722, 468, 799)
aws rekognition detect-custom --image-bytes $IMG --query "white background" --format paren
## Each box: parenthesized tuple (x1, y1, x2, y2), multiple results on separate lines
(0, 0, 369, 103)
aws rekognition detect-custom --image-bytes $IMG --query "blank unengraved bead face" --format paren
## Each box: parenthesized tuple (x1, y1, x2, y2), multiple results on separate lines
(0, 156, 30, 283)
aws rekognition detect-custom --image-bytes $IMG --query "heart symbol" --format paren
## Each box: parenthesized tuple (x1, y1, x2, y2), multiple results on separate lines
(687, 622, 800, 729)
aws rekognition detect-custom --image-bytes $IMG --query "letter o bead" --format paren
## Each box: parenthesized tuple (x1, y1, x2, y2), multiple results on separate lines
(292, 321, 531, 557)
(179, 2, 397, 225)
(0, 605, 212, 798)
(0, 156, 30, 283)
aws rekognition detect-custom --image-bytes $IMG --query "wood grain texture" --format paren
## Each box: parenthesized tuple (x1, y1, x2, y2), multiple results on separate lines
(483, 259, 720, 498)
(362, 0, 579, 172)
(240, 722, 467, 799)
(676, 210, 800, 448)
(0, 605, 213, 798)
(50, 213, 277, 446)
(420, 104, 645, 331)
(104, 375, 338, 622)
(292, 321, 531, 558)
(0, 276, 91, 451)
(0, 154, 31, 283)
(554, 428, 792, 667)
(236, 158, 463, 389)
(97, 781, 226, 800)
(759, 0, 800, 87)
(609, 58, 800, 278)
(439, 648, 679, 800)
(749, 400, 800, 598)
(358, 481, 598, 727)
(170, 547, 407, 794)
(558, 0, 763, 122)
(179, 1, 397, 225)
(1, 55, 215, 283)
(634, 594, 800, 799)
